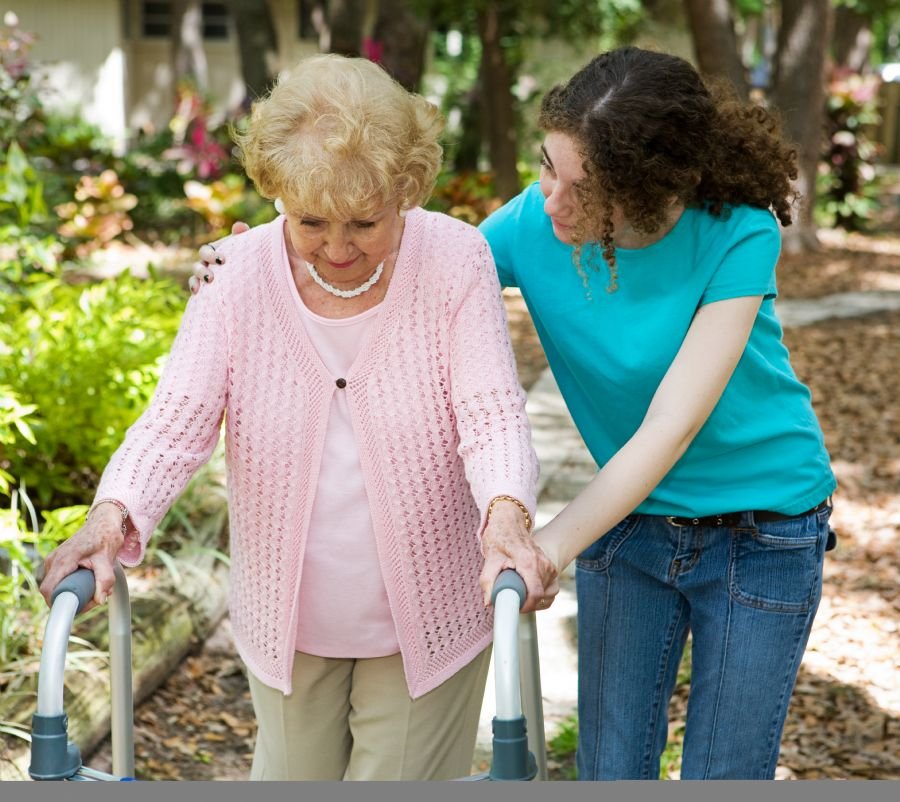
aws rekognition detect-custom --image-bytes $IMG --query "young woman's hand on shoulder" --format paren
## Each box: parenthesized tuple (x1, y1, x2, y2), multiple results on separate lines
(189, 221, 251, 293)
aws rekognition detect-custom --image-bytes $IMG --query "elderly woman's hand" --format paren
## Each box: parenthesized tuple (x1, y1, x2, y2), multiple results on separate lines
(480, 499, 559, 614)
(189, 221, 250, 294)
(39, 502, 126, 611)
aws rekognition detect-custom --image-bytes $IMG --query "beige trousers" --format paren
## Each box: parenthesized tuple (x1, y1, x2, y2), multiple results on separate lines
(247, 647, 491, 781)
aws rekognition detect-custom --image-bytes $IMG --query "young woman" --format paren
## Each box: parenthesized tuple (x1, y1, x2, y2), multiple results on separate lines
(479, 47, 836, 780)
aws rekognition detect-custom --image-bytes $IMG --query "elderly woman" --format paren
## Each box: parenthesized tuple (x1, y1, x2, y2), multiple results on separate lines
(39, 54, 550, 781)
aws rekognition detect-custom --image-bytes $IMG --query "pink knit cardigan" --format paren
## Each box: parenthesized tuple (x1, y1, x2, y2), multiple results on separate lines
(94, 208, 539, 698)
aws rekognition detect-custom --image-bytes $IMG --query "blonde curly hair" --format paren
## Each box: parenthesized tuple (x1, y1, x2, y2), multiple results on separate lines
(235, 54, 444, 219)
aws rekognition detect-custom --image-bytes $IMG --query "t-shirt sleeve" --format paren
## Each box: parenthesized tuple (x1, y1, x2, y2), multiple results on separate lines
(700, 209, 781, 306)
(478, 199, 518, 289)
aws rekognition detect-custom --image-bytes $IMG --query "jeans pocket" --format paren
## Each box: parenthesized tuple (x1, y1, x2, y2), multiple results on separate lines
(575, 516, 640, 573)
(729, 514, 825, 614)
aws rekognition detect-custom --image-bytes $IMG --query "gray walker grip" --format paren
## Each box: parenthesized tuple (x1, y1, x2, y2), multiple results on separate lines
(490, 568, 527, 607)
(50, 568, 96, 613)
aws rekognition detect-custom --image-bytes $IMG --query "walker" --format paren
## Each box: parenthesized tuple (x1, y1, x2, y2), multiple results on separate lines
(29, 566, 547, 781)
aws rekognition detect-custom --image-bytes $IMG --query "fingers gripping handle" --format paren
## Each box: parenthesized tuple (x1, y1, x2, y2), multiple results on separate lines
(490, 568, 527, 608)
(50, 568, 96, 614)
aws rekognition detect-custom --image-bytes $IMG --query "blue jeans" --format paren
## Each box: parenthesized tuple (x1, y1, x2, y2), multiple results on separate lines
(575, 505, 832, 780)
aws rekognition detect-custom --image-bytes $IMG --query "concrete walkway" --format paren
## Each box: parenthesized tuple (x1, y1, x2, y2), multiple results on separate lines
(472, 289, 900, 769)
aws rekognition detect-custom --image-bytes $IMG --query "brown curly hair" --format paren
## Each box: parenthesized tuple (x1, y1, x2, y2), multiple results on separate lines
(538, 47, 798, 290)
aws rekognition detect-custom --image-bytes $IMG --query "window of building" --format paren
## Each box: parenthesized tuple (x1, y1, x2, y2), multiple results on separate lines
(142, 1, 172, 38)
(140, 2, 231, 40)
(202, 2, 229, 40)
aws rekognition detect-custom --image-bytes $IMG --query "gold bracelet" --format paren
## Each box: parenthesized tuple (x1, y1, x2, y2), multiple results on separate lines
(89, 498, 130, 538)
(486, 495, 532, 531)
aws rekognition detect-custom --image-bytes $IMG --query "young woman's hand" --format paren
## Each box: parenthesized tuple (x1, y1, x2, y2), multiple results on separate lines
(39, 502, 126, 611)
(189, 221, 250, 294)
(480, 500, 559, 614)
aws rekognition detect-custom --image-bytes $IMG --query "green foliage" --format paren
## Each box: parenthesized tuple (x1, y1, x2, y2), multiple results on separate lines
(165, 81, 233, 181)
(0, 508, 43, 669)
(532, 0, 644, 44)
(0, 492, 87, 672)
(0, 141, 47, 228)
(112, 130, 206, 245)
(55, 169, 138, 258)
(421, 1, 646, 175)
(816, 70, 885, 230)
(0, 388, 36, 496)
(427, 170, 502, 224)
(183, 173, 277, 240)
(0, 143, 63, 291)
(0, 139, 183, 515)
(547, 714, 579, 780)
(0, 14, 113, 211)
(0, 12, 43, 151)
(0, 267, 184, 510)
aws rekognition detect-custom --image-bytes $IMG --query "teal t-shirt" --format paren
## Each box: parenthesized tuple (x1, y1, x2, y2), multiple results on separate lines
(480, 182, 835, 517)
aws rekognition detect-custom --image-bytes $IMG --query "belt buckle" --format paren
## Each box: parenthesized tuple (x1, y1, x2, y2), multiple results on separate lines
(666, 516, 704, 527)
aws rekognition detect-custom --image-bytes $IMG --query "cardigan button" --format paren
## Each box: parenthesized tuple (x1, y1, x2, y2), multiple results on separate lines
(335, 378, 347, 389)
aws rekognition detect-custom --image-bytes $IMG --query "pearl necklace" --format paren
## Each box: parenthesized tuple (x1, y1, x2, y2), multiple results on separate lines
(305, 260, 384, 299)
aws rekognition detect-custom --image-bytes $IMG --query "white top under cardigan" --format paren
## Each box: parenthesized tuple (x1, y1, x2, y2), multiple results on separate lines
(293, 295, 400, 658)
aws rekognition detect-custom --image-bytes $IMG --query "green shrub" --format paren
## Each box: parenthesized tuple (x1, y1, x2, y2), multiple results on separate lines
(816, 69, 884, 231)
(0, 13, 43, 153)
(0, 142, 64, 296)
(0, 386, 86, 675)
(55, 169, 138, 258)
(0, 386, 36, 496)
(0, 267, 184, 509)
(427, 169, 502, 225)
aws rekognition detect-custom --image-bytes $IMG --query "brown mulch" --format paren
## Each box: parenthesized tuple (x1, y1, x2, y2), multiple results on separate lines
(777, 230, 900, 299)
(85, 235, 899, 781)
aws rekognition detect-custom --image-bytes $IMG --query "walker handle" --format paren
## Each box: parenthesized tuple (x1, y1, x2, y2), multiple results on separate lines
(490, 568, 527, 608)
(50, 568, 96, 614)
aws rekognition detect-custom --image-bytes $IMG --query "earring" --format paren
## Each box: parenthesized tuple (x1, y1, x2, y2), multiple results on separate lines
(398, 207, 408, 218)
(274, 198, 285, 215)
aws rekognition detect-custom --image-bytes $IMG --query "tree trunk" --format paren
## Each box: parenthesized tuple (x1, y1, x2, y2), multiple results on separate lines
(832, 6, 872, 72)
(172, 0, 208, 91)
(453, 82, 484, 173)
(682, 0, 748, 98)
(771, 0, 833, 252)
(477, 2, 519, 201)
(327, 0, 372, 57)
(371, 0, 429, 91)
(226, 0, 278, 101)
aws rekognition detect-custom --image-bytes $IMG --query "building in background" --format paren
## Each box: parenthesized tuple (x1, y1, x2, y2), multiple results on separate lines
(13, 1, 319, 149)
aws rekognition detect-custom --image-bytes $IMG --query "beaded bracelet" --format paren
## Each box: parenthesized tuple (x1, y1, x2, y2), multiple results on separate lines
(486, 495, 533, 532)
(89, 498, 130, 539)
